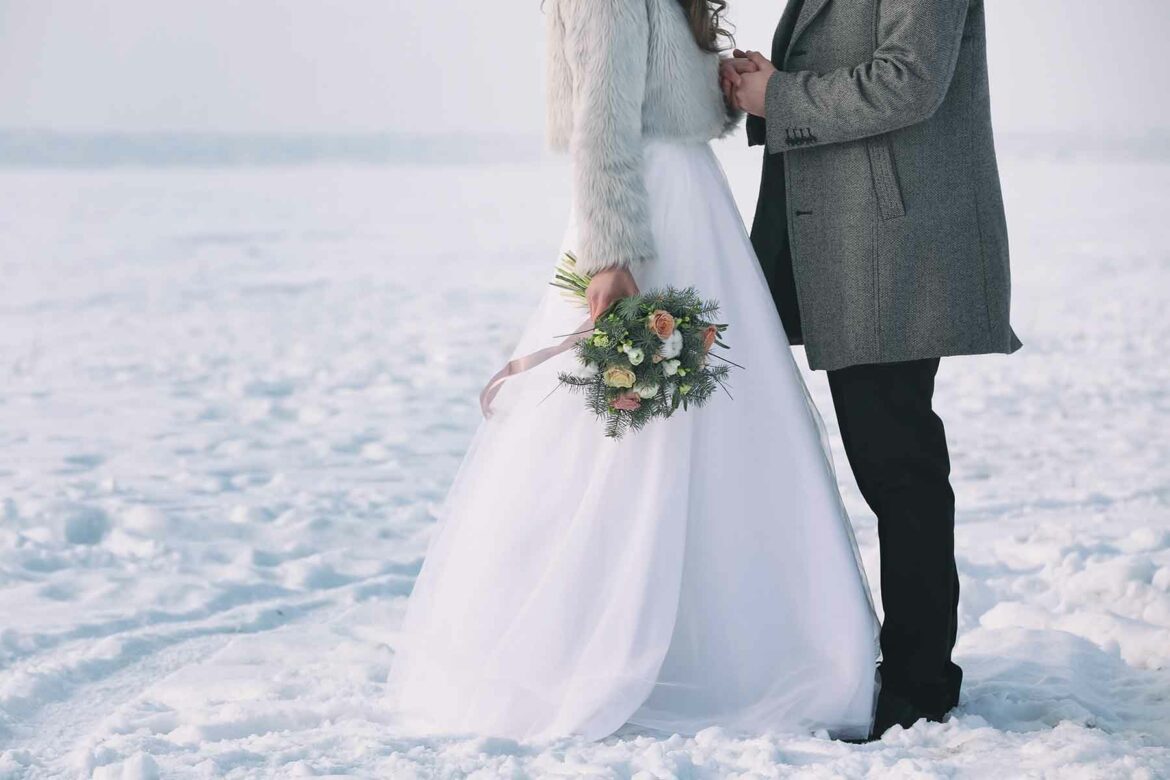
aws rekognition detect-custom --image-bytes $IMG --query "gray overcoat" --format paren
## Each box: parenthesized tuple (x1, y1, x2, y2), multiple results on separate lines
(748, 0, 1022, 371)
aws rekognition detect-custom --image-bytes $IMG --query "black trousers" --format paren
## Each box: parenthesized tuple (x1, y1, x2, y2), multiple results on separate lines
(827, 359, 962, 716)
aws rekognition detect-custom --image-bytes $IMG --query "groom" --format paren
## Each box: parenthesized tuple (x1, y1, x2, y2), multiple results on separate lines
(722, 0, 1020, 738)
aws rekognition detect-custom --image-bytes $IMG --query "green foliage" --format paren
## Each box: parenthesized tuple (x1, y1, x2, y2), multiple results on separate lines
(549, 254, 737, 439)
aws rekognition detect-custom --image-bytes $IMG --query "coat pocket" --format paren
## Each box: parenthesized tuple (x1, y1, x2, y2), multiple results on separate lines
(866, 136, 906, 220)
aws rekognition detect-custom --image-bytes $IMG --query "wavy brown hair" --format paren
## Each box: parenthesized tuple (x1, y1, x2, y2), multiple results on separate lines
(682, 0, 733, 53)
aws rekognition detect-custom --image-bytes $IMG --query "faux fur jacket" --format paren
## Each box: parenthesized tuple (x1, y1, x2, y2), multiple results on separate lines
(546, 0, 740, 274)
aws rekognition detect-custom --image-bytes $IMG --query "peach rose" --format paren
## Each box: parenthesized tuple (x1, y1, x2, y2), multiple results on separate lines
(648, 310, 676, 340)
(702, 325, 719, 352)
(611, 392, 642, 412)
(602, 365, 637, 389)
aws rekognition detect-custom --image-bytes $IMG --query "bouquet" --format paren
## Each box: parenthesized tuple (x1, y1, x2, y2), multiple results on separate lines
(552, 252, 737, 439)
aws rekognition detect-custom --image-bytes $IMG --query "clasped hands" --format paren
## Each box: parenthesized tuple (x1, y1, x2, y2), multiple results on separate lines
(720, 49, 777, 118)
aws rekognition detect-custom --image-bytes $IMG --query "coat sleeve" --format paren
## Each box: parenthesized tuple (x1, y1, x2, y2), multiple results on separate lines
(564, 0, 654, 275)
(763, 0, 970, 154)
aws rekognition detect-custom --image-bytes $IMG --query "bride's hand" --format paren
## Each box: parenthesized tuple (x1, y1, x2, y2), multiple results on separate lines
(586, 267, 640, 322)
(720, 50, 760, 104)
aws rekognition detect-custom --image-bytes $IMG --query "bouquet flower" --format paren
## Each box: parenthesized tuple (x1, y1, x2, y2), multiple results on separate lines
(552, 252, 737, 439)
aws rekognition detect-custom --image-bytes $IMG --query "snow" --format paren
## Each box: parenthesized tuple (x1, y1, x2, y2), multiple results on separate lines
(1, 143, 1168, 778)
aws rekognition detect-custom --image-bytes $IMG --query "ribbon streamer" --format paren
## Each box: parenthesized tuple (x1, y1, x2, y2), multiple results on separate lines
(480, 317, 594, 417)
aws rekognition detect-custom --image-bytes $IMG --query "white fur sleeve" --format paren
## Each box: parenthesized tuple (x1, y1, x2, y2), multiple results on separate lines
(564, 0, 655, 274)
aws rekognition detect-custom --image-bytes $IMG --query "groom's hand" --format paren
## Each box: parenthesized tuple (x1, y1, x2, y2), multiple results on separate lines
(735, 52, 778, 118)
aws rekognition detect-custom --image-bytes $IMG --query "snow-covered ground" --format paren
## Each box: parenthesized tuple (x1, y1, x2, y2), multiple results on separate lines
(1, 143, 1168, 778)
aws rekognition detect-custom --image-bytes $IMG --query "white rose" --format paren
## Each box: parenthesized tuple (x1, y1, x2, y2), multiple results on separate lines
(626, 347, 645, 366)
(660, 330, 683, 359)
(577, 361, 599, 379)
(662, 359, 681, 377)
(635, 383, 659, 399)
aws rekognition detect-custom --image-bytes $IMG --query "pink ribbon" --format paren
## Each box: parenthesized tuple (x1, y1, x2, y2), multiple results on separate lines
(480, 317, 594, 417)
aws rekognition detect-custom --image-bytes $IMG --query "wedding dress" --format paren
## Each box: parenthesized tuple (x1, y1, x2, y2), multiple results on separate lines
(387, 140, 880, 741)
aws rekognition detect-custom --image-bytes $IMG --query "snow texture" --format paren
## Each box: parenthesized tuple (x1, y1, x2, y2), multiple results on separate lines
(0, 145, 1168, 778)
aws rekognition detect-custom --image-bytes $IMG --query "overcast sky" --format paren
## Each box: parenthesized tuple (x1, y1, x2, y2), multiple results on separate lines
(0, 0, 1166, 136)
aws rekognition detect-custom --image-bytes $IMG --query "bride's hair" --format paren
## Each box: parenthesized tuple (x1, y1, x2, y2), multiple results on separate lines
(682, 0, 733, 53)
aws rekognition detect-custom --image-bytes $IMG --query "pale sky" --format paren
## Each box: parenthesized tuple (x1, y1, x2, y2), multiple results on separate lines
(0, 0, 1166, 136)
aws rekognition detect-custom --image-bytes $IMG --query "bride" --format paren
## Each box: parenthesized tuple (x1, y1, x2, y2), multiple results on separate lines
(388, 0, 879, 741)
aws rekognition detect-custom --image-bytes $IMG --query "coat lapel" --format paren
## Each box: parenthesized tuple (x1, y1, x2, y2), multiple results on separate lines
(770, 0, 805, 63)
(789, 0, 832, 54)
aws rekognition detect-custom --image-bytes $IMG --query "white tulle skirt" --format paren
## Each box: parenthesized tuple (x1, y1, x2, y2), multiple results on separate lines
(387, 141, 880, 741)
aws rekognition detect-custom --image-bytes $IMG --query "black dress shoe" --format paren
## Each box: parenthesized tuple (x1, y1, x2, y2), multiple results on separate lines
(840, 733, 876, 745)
(869, 690, 947, 740)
